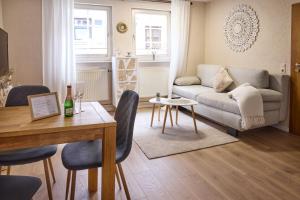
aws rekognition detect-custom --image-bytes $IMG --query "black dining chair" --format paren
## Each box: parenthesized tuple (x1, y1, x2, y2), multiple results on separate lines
(61, 90, 139, 200)
(0, 175, 42, 200)
(0, 85, 57, 200)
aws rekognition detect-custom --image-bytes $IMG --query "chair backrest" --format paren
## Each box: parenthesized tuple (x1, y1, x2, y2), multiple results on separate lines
(5, 85, 50, 107)
(0, 175, 41, 200)
(114, 90, 139, 161)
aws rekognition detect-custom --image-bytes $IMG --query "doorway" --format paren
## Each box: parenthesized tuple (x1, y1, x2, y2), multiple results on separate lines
(290, 3, 300, 135)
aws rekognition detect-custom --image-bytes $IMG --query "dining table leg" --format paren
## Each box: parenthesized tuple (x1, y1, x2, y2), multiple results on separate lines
(101, 126, 116, 200)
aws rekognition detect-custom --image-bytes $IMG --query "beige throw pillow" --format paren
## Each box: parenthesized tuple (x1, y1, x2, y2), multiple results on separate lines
(174, 76, 201, 86)
(213, 67, 233, 92)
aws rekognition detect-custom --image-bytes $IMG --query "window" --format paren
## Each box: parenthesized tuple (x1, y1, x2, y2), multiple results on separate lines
(133, 9, 170, 60)
(74, 5, 111, 61)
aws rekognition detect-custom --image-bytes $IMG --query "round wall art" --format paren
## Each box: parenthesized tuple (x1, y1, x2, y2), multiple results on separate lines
(224, 4, 259, 52)
(116, 22, 128, 34)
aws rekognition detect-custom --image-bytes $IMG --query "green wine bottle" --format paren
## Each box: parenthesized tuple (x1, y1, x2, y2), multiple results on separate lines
(64, 85, 74, 117)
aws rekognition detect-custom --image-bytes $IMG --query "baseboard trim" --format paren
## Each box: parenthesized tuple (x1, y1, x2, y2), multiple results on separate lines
(272, 124, 289, 133)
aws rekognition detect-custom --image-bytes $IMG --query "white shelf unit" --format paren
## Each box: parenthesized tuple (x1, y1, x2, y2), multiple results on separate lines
(112, 57, 139, 107)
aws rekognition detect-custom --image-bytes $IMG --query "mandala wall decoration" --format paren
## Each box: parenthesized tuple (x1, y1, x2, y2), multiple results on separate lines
(224, 4, 259, 52)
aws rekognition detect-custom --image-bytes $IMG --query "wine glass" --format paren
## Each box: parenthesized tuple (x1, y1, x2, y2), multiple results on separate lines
(76, 82, 85, 112)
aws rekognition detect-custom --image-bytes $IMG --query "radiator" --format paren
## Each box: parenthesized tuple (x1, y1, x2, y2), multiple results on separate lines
(77, 68, 109, 101)
(138, 66, 169, 97)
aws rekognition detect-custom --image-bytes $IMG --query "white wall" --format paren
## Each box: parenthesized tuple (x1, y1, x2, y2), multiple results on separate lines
(75, 0, 171, 97)
(204, 0, 300, 75)
(138, 63, 169, 97)
(2, 0, 43, 85)
(187, 2, 205, 75)
(76, 0, 171, 57)
(1, 0, 204, 97)
(76, 0, 205, 97)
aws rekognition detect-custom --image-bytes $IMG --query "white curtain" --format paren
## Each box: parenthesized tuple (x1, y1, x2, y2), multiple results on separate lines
(42, 0, 76, 102)
(168, 0, 191, 98)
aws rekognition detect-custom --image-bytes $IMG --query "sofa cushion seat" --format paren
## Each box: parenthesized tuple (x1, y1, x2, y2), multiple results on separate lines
(196, 92, 281, 115)
(172, 85, 215, 100)
(259, 89, 282, 102)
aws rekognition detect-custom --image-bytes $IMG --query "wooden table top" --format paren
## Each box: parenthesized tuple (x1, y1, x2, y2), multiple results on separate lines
(0, 102, 116, 138)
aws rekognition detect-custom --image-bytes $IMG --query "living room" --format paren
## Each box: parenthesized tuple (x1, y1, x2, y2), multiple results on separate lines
(0, 0, 299, 200)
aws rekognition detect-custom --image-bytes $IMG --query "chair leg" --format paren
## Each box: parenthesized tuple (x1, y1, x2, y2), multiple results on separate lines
(48, 158, 56, 183)
(70, 170, 77, 200)
(117, 163, 131, 200)
(43, 159, 53, 200)
(65, 170, 71, 200)
(115, 165, 122, 190)
(7, 166, 11, 175)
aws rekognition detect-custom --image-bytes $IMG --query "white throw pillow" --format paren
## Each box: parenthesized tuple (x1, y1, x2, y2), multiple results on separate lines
(174, 76, 201, 86)
(213, 67, 233, 92)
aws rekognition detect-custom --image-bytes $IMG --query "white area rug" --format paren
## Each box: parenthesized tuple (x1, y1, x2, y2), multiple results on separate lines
(134, 109, 239, 159)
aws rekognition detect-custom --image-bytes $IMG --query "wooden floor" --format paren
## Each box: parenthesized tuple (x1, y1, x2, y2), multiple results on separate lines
(6, 109, 300, 200)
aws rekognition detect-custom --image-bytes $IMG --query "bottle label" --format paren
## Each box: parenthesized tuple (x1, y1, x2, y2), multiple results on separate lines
(65, 108, 73, 116)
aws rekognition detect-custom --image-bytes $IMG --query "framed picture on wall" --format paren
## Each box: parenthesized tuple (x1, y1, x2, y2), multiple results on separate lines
(27, 92, 61, 121)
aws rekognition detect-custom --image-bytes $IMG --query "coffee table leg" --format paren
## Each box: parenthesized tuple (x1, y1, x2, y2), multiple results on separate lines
(169, 106, 174, 127)
(191, 105, 198, 134)
(162, 105, 169, 134)
(150, 104, 155, 127)
(158, 105, 161, 121)
(176, 106, 179, 125)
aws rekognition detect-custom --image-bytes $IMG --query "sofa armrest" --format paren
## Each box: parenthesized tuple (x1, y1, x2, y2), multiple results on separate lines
(269, 74, 290, 121)
(269, 74, 290, 93)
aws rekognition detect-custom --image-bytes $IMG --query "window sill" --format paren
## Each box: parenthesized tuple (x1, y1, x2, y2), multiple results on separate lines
(76, 60, 112, 64)
(139, 60, 170, 63)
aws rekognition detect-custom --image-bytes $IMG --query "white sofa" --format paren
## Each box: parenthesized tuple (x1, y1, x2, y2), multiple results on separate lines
(172, 64, 290, 135)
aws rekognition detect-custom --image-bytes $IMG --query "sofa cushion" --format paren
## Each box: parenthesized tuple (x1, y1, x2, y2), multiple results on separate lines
(174, 76, 201, 86)
(196, 64, 221, 88)
(227, 66, 269, 90)
(259, 89, 282, 102)
(172, 85, 215, 100)
(196, 92, 281, 115)
(213, 67, 234, 92)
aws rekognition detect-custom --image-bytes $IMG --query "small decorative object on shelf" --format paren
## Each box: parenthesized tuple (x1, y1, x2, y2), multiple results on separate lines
(0, 70, 13, 107)
(156, 92, 160, 101)
(112, 56, 139, 106)
(152, 51, 156, 61)
(126, 52, 132, 57)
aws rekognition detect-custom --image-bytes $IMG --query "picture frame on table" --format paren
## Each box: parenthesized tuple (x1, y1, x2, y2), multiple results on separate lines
(27, 92, 61, 121)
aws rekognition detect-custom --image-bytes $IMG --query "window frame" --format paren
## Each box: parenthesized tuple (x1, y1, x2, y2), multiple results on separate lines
(74, 3, 112, 63)
(132, 9, 171, 62)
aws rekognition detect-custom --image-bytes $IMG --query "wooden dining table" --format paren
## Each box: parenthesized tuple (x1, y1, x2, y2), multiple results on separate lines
(0, 102, 116, 200)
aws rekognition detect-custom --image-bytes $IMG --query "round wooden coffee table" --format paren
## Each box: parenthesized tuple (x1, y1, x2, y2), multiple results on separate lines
(149, 97, 172, 127)
(149, 97, 198, 134)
